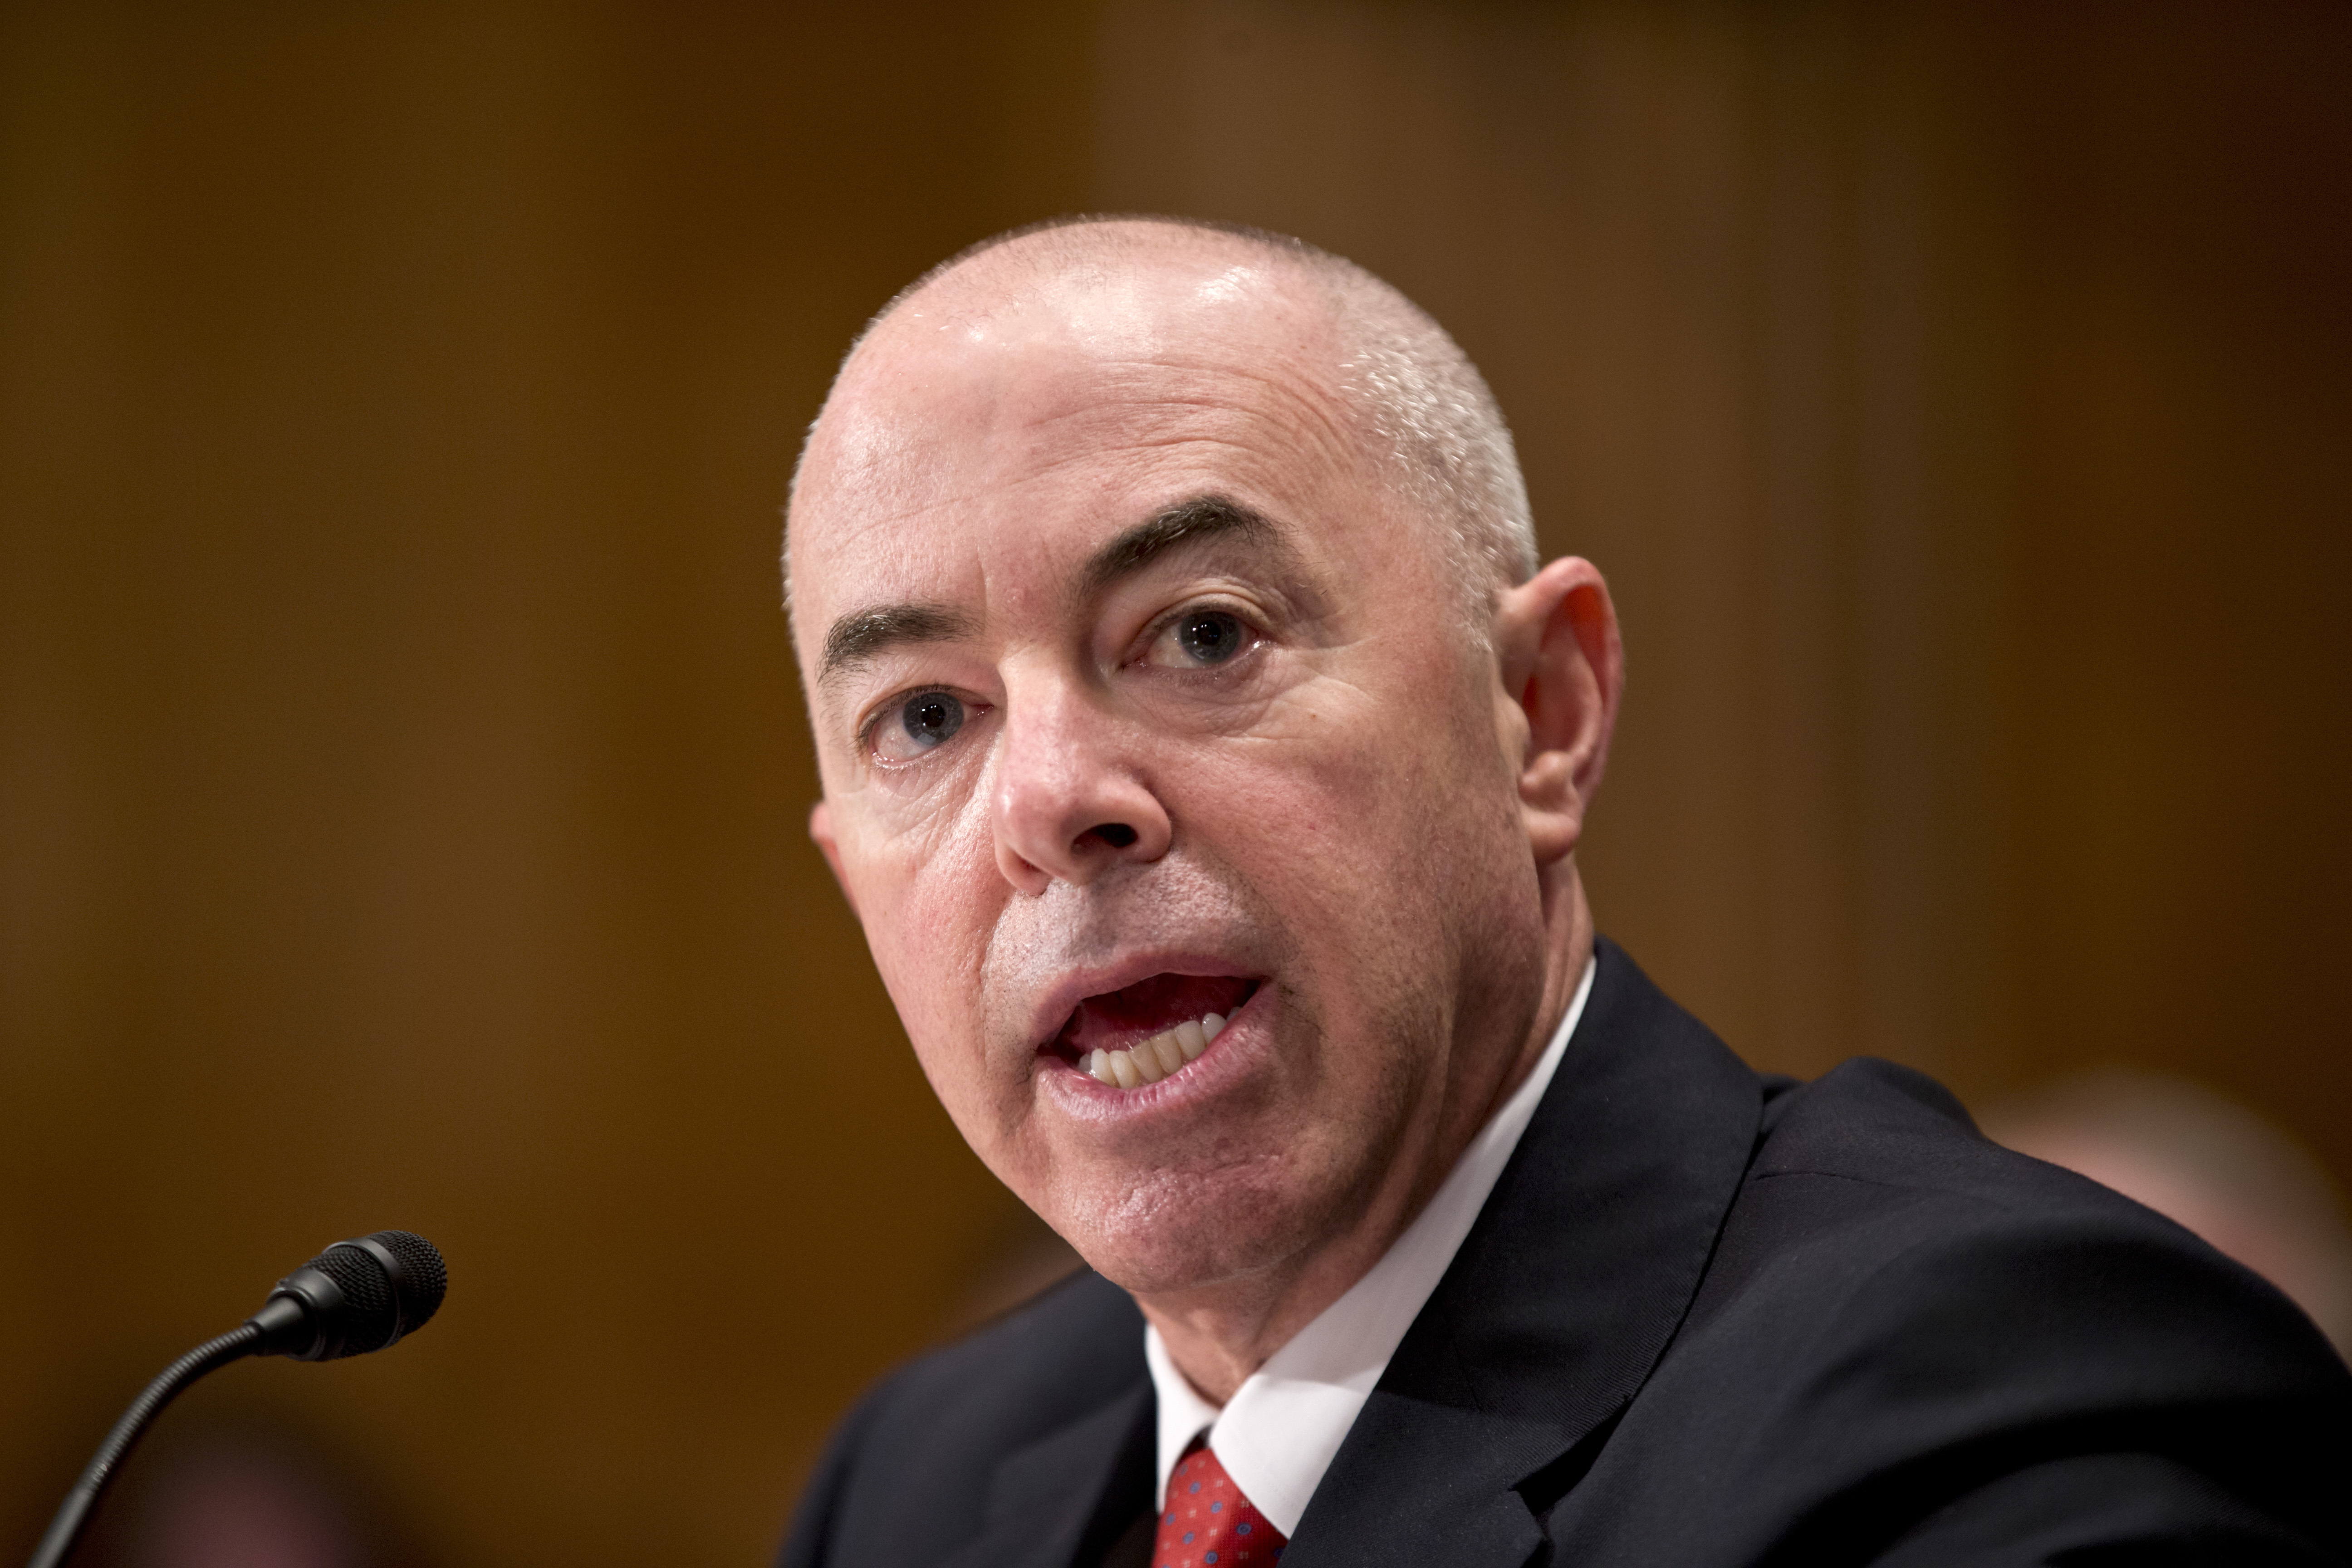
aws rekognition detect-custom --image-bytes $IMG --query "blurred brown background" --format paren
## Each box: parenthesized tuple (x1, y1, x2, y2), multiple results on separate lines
(3, 1, 2346, 1563)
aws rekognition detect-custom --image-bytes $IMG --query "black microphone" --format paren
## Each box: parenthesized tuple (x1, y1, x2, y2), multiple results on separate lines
(247, 1229, 449, 1360)
(27, 1230, 447, 1568)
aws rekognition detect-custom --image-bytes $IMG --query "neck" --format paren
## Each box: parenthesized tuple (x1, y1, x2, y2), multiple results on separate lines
(1137, 872, 1595, 1403)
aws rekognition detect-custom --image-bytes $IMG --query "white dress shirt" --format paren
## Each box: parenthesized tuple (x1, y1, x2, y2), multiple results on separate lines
(1143, 954, 1598, 1535)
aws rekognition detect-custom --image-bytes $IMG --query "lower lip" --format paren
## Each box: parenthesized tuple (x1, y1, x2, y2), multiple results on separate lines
(1044, 984, 1269, 1112)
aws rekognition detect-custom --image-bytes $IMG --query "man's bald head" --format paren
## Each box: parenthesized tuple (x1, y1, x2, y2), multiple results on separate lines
(784, 216, 1535, 631)
(782, 211, 1622, 1371)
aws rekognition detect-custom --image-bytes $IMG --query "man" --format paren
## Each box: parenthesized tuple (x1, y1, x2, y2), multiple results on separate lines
(778, 217, 2348, 1566)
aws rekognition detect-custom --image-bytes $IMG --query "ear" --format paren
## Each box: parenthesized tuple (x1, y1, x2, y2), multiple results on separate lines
(808, 800, 859, 917)
(1492, 557, 1624, 867)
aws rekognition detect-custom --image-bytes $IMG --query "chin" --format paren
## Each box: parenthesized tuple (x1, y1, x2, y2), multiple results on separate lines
(1041, 1155, 1338, 1297)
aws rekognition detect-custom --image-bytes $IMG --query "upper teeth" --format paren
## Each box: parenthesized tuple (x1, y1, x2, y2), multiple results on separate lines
(1086, 1012, 1227, 1088)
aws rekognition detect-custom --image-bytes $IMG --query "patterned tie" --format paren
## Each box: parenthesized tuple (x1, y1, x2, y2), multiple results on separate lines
(1153, 1441, 1287, 1567)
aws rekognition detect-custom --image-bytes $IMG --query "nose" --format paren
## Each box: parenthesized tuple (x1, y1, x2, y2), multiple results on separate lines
(990, 683, 1171, 895)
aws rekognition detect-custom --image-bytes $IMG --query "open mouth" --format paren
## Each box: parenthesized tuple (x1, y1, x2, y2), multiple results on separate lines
(1046, 972, 1261, 1090)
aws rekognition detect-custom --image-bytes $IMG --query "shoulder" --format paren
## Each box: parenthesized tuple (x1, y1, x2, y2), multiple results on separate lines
(1720, 1058, 2329, 1356)
(779, 1269, 1147, 1568)
(1579, 1056, 2352, 1559)
(1709, 1056, 2344, 1414)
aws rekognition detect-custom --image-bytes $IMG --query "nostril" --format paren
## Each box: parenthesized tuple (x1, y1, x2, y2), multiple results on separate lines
(1087, 823, 1140, 849)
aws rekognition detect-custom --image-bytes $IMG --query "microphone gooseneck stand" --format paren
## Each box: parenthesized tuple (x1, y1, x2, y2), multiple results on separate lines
(27, 1325, 264, 1568)
(22, 1229, 445, 1568)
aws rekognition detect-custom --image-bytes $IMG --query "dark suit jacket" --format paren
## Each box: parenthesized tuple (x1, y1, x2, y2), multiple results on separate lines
(781, 940, 2352, 1566)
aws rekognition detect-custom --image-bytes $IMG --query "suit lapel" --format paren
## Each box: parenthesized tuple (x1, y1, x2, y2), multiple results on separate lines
(1283, 940, 1764, 1568)
(941, 1375, 1156, 1568)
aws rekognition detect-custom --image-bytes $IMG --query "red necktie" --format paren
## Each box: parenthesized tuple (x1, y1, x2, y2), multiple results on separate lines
(1153, 1441, 1287, 1566)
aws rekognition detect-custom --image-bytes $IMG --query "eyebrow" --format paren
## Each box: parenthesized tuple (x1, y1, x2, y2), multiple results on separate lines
(818, 602, 978, 689)
(1078, 493, 1283, 600)
(815, 494, 1285, 691)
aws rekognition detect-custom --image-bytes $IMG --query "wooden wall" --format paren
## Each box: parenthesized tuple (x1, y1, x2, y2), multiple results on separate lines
(3, 3, 2345, 1563)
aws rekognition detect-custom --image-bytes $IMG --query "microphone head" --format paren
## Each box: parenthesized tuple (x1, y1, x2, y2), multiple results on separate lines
(254, 1230, 447, 1361)
(365, 1230, 449, 1329)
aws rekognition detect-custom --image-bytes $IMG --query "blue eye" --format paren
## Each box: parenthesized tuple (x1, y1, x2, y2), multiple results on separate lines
(1173, 611, 1245, 665)
(897, 691, 965, 749)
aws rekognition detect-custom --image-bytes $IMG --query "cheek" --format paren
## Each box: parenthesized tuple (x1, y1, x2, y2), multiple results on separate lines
(1194, 666, 1519, 1004)
(843, 799, 1006, 1089)
(1209, 667, 1497, 886)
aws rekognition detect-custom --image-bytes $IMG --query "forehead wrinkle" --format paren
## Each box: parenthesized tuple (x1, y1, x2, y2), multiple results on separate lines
(813, 292, 1363, 515)
(1007, 434, 1343, 502)
(813, 415, 1342, 548)
(1003, 396, 1365, 503)
(1011, 353, 1362, 456)
(1014, 391, 1355, 462)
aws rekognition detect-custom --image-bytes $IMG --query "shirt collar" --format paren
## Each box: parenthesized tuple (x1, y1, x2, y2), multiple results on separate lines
(1143, 954, 1598, 1534)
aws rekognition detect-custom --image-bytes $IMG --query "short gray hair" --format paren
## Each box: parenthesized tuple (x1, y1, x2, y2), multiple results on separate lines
(1302, 241, 1538, 611)
(787, 216, 1537, 623)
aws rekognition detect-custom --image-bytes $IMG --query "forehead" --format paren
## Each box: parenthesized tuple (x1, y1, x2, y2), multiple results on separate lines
(789, 241, 1374, 629)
